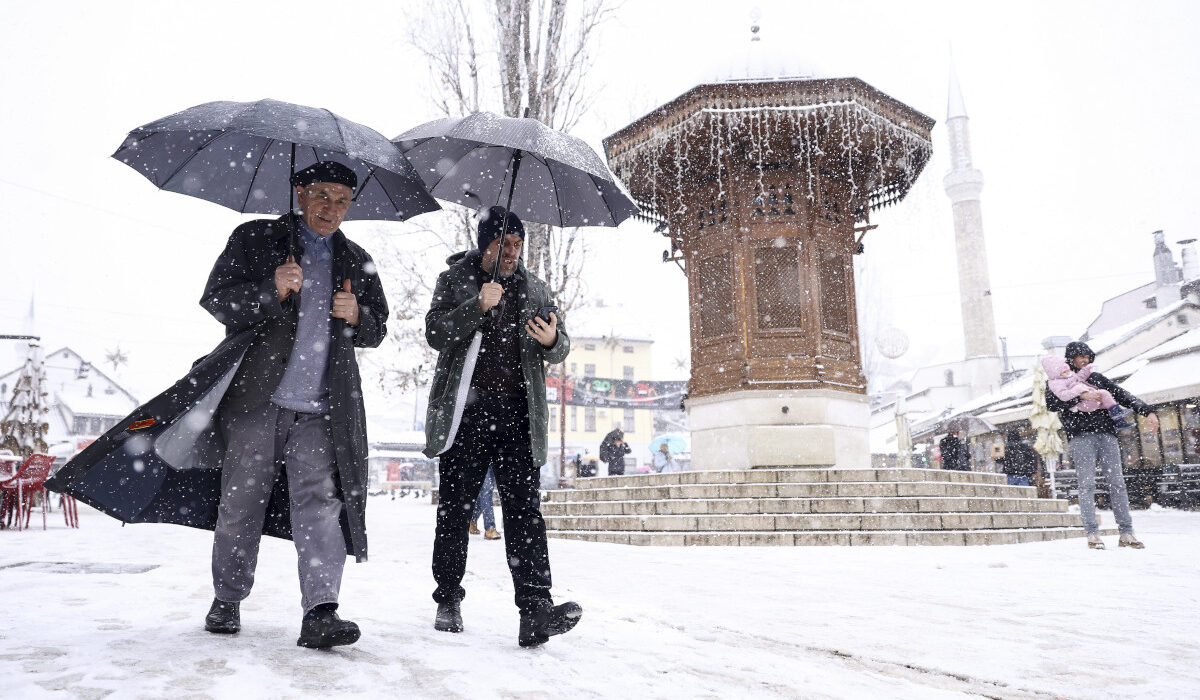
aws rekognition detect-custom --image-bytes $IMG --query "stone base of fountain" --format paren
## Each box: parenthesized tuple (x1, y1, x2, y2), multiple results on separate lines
(688, 389, 870, 470)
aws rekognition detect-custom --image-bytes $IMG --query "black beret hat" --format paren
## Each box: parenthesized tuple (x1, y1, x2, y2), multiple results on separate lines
(290, 161, 358, 190)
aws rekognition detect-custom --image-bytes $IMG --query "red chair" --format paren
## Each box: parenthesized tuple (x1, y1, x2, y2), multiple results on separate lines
(0, 454, 55, 531)
(62, 494, 80, 528)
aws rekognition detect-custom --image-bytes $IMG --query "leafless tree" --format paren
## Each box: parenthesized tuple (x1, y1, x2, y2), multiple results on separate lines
(362, 0, 614, 404)
(406, 0, 614, 301)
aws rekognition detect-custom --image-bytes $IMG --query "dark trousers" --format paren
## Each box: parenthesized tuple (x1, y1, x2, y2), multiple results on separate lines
(432, 394, 552, 614)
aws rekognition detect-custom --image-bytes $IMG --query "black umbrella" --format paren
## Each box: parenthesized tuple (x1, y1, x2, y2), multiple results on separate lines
(114, 98, 440, 224)
(394, 112, 639, 280)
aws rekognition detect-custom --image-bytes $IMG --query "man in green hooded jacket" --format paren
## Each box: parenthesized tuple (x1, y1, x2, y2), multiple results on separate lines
(423, 206, 581, 647)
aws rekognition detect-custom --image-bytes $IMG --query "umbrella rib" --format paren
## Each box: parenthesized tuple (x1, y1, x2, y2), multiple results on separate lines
(238, 138, 275, 212)
(496, 148, 520, 208)
(158, 130, 230, 191)
(323, 108, 349, 153)
(372, 166, 406, 218)
(354, 166, 377, 201)
(542, 156, 565, 228)
(588, 173, 618, 226)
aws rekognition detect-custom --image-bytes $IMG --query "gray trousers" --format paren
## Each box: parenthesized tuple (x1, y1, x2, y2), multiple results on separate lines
(1068, 432, 1134, 535)
(212, 403, 346, 612)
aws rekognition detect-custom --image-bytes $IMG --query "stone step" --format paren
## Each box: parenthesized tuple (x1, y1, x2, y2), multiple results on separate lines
(553, 481, 1036, 503)
(544, 512, 1081, 533)
(541, 496, 1068, 517)
(548, 527, 1116, 547)
(578, 468, 1007, 490)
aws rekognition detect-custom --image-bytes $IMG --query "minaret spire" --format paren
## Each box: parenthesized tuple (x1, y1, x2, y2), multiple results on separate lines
(942, 63, 999, 358)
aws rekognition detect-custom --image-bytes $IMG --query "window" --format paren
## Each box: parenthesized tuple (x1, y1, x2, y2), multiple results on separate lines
(570, 363, 577, 375)
(755, 245, 804, 329)
(944, 370, 954, 386)
(623, 408, 635, 432)
(549, 406, 558, 429)
(623, 366, 635, 380)
(819, 249, 849, 334)
(1181, 403, 1200, 463)
(1138, 413, 1163, 467)
(584, 408, 596, 432)
(697, 253, 735, 338)
(584, 363, 596, 377)
(584, 344, 596, 351)
(623, 346, 634, 354)
(1160, 406, 1184, 463)
(570, 406, 577, 432)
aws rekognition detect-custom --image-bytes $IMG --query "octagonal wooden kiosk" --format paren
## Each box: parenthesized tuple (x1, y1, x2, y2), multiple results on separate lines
(604, 77, 933, 468)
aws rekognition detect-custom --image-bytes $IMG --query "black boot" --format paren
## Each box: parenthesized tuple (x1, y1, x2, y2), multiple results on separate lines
(518, 601, 582, 647)
(296, 603, 360, 649)
(434, 601, 463, 632)
(204, 598, 240, 634)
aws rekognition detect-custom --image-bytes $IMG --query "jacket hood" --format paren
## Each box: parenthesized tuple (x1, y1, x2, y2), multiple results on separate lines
(1041, 356, 1070, 378)
(1064, 341, 1095, 364)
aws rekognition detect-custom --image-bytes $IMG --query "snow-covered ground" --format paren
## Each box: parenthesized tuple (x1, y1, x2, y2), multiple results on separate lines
(2, 498, 1198, 699)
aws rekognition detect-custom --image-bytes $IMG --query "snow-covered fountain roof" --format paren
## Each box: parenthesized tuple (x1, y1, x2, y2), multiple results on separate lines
(604, 77, 935, 227)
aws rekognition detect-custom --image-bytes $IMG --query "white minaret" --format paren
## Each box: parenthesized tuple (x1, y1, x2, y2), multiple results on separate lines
(942, 66, 999, 358)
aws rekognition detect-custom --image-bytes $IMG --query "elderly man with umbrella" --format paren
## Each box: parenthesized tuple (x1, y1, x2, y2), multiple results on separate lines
(46, 99, 438, 649)
(199, 160, 387, 647)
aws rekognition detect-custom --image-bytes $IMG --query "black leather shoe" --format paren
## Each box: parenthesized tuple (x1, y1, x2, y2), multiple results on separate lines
(204, 598, 240, 634)
(518, 601, 582, 647)
(434, 601, 463, 632)
(296, 604, 360, 649)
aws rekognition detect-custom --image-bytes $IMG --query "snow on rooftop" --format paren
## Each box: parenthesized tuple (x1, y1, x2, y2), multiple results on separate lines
(1083, 298, 1195, 355)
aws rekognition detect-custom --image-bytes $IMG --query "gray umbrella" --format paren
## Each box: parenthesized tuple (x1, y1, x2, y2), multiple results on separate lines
(393, 112, 639, 229)
(114, 98, 440, 222)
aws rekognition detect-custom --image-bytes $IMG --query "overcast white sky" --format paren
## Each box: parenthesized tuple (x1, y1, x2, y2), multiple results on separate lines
(2, 0, 1198, 407)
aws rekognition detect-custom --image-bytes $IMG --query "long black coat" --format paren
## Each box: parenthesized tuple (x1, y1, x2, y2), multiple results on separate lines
(46, 213, 387, 562)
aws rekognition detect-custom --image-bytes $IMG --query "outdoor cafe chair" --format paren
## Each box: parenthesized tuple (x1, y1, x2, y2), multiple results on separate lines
(0, 453, 55, 531)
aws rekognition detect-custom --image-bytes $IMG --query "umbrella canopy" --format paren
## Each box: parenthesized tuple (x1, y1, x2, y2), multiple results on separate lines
(942, 414, 996, 437)
(394, 112, 639, 228)
(649, 434, 688, 456)
(114, 98, 439, 222)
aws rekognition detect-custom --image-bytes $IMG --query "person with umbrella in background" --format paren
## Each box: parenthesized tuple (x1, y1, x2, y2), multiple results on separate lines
(423, 206, 580, 648)
(201, 161, 388, 648)
(653, 442, 676, 473)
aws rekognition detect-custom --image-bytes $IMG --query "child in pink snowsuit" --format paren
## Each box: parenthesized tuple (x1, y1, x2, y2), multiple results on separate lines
(1041, 357, 1134, 428)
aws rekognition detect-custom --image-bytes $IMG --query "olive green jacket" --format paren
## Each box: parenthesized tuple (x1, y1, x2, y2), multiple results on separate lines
(423, 250, 569, 465)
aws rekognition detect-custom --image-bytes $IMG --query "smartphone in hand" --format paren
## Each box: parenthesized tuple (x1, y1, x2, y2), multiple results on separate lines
(536, 305, 559, 323)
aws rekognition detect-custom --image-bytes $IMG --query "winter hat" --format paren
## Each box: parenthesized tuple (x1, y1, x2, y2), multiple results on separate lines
(477, 206, 525, 251)
(290, 161, 358, 190)
(1063, 341, 1095, 365)
(1041, 356, 1069, 377)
